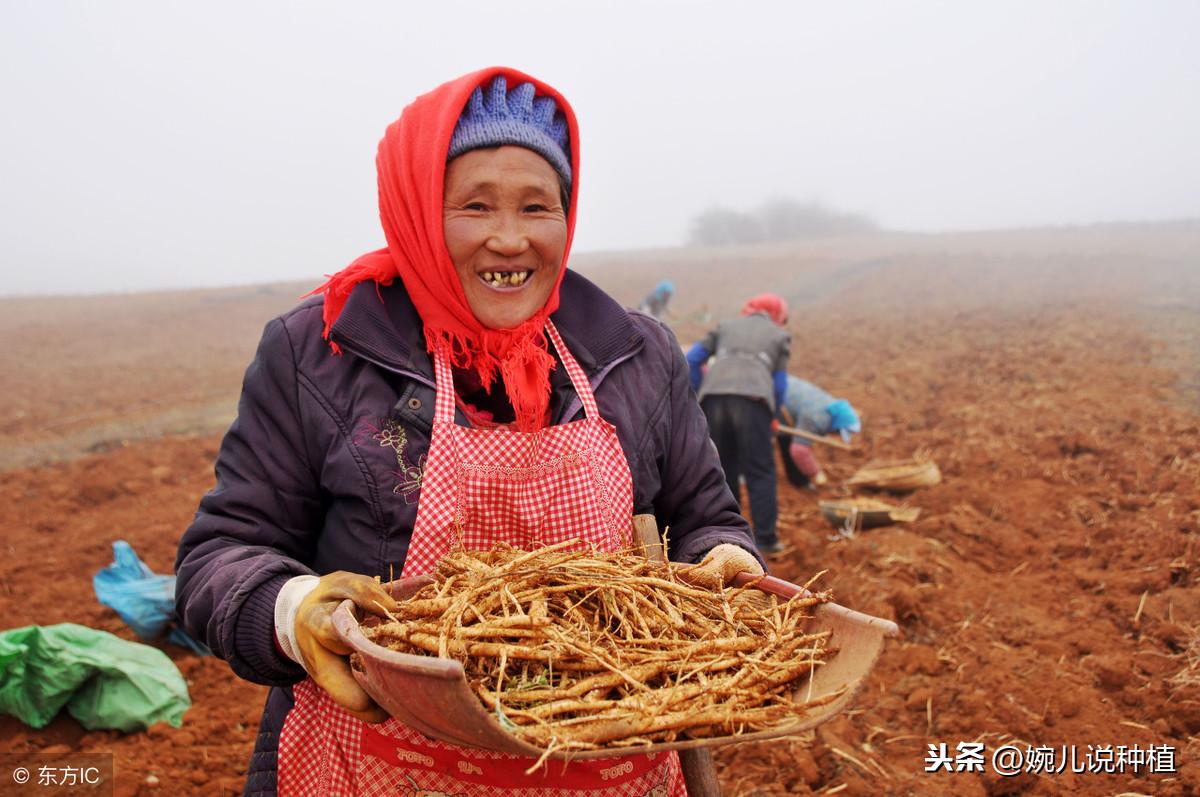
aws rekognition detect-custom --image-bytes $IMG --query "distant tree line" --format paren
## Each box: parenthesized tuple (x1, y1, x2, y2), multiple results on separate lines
(687, 198, 879, 246)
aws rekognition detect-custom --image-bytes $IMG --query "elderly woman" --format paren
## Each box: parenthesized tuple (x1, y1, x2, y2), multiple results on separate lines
(175, 67, 763, 796)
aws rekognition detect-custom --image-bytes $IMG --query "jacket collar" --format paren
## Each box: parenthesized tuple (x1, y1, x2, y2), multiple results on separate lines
(327, 269, 643, 380)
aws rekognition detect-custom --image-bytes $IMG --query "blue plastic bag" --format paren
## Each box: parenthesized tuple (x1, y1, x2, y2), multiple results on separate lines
(93, 541, 209, 655)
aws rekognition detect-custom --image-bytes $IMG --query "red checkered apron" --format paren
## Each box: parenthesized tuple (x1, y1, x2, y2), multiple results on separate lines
(278, 321, 686, 796)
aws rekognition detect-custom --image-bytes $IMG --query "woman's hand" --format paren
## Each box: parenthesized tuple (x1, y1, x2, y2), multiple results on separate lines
(683, 544, 765, 590)
(294, 572, 398, 723)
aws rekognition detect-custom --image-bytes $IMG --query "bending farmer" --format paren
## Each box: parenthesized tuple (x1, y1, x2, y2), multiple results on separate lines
(777, 375, 862, 488)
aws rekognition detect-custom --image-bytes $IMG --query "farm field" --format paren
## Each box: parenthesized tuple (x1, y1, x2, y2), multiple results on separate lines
(1, 223, 1198, 796)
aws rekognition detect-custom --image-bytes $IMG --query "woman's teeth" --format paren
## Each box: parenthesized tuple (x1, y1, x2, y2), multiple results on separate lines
(480, 270, 531, 288)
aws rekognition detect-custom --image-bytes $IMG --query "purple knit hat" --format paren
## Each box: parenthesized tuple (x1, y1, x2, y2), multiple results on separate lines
(447, 75, 572, 188)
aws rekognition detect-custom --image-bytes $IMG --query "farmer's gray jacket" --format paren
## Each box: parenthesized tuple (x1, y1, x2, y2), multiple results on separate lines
(697, 313, 791, 410)
(174, 270, 756, 795)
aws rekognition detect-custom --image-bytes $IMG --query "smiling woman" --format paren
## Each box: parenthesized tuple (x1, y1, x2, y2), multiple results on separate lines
(442, 146, 568, 331)
(175, 66, 765, 797)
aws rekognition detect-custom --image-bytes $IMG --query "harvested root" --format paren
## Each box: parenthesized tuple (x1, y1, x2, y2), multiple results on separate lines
(359, 541, 837, 750)
(818, 497, 922, 530)
(845, 455, 942, 491)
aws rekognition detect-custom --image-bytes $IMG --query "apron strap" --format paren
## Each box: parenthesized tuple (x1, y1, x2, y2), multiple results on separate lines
(432, 349, 458, 425)
(544, 319, 601, 419)
(431, 320, 601, 426)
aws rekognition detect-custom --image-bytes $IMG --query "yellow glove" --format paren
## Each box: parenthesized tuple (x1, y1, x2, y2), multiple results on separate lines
(294, 571, 398, 723)
(683, 543, 765, 590)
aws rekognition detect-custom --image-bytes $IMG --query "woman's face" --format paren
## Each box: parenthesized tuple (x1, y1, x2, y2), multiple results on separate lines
(443, 146, 568, 330)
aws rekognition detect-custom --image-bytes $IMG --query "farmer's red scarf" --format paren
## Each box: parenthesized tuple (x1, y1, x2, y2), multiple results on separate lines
(309, 67, 579, 432)
(741, 293, 789, 327)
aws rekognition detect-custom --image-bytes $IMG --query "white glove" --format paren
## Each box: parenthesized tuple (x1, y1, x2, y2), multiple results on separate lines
(274, 574, 320, 667)
(683, 544, 764, 590)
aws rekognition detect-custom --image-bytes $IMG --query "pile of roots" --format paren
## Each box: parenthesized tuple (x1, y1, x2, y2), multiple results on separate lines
(361, 540, 837, 752)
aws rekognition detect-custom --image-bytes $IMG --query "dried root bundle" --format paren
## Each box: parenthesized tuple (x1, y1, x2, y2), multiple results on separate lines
(845, 455, 942, 491)
(361, 539, 838, 752)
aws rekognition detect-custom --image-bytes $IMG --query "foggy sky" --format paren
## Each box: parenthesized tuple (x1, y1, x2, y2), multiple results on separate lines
(2, 1, 1198, 296)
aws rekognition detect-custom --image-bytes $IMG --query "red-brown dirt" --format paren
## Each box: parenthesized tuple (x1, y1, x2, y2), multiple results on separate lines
(1, 224, 1198, 795)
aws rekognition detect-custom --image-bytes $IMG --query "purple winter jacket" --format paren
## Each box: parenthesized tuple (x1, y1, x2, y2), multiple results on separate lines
(174, 270, 758, 795)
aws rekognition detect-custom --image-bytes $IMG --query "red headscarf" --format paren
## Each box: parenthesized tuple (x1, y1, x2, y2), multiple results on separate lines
(309, 67, 580, 432)
(741, 293, 788, 327)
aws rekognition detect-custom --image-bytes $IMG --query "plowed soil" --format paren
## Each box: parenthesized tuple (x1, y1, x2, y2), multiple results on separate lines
(1, 224, 1198, 796)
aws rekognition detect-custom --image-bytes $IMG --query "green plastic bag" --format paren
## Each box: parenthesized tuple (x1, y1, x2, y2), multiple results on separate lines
(0, 623, 190, 732)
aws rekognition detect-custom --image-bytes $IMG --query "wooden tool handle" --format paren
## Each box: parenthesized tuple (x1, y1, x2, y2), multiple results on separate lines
(679, 748, 722, 795)
(730, 571, 806, 598)
(776, 424, 854, 451)
(632, 513, 666, 563)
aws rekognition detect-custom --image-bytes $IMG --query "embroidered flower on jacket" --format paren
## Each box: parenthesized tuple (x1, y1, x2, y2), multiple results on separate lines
(372, 419, 408, 464)
(393, 453, 426, 505)
(357, 417, 425, 504)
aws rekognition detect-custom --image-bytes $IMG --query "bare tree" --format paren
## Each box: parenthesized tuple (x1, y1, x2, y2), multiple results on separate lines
(688, 198, 878, 246)
(687, 207, 764, 246)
